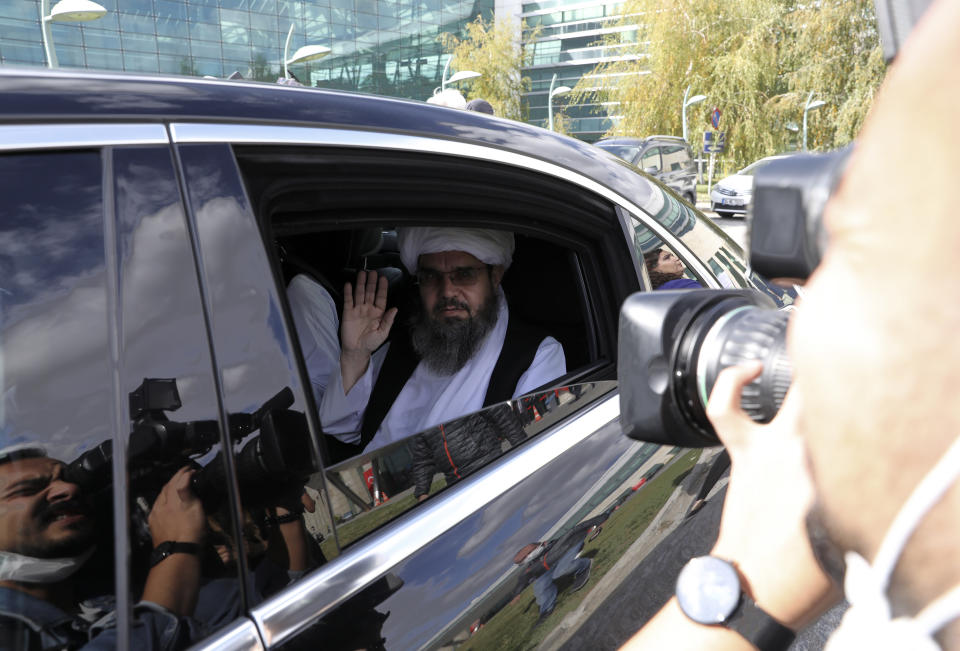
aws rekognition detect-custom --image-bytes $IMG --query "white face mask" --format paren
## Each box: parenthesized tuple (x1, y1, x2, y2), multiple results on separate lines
(0, 547, 94, 584)
(826, 435, 960, 650)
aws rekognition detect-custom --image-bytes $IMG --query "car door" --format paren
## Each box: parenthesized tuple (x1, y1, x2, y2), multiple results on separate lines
(161, 121, 749, 650)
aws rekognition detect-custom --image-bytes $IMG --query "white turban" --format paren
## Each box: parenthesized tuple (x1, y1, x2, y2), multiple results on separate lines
(397, 227, 515, 273)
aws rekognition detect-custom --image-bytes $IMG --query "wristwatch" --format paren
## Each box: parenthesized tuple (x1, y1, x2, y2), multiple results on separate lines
(675, 555, 795, 651)
(149, 541, 201, 568)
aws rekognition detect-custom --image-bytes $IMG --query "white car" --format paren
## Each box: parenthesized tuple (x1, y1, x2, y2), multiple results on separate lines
(710, 154, 790, 218)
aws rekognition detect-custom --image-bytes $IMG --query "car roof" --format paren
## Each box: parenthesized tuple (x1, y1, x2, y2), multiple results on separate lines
(0, 67, 652, 206)
(596, 135, 688, 146)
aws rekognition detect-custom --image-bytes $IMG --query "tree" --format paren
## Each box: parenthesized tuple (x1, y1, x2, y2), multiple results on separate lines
(439, 16, 540, 121)
(574, 0, 885, 169)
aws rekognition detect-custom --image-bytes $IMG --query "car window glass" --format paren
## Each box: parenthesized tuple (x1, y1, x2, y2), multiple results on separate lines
(323, 382, 616, 551)
(0, 152, 119, 646)
(661, 145, 688, 171)
(111, 147, 248, 646)
(639, 148, 661, 172)
(596, 143, 640, 164)
(178, 143, 336, 584)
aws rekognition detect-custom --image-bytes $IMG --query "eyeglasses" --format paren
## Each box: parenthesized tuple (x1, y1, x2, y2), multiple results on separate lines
(416, 265, 489, 289)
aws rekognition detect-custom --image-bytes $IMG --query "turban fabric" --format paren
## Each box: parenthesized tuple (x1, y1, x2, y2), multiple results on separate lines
(397, 227, 515, 273)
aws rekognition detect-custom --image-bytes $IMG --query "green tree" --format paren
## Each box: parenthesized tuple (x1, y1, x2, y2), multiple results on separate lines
(574, 0, 884, 168)
(439, 16, 540, 121)
(248, 52, 277, 82)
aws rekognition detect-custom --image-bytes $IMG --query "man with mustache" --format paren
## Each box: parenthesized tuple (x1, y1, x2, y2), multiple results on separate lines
(622, 0, 960, 649)
(0, 445, 206, 649)
(319, 227, 566, 454)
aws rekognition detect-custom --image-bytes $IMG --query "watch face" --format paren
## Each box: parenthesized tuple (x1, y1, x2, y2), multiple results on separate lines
(676, 556, 741, 625)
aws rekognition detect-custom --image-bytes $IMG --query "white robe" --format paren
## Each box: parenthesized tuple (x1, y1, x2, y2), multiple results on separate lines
(319, 288, 566, 452)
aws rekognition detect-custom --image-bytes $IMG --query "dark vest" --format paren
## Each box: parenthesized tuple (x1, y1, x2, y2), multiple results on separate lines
(358, 316, 548, 450)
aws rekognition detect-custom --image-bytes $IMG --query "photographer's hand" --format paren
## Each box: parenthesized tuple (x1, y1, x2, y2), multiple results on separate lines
(707, 363, 840, 630)
(620, 364, 838, 651)
(340, 271, 397, 392)
(142, 467, 206, 616)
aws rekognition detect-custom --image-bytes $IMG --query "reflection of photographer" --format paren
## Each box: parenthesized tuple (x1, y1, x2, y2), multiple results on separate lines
(622, 1, 960, 649)
(0, 445, 205, 649)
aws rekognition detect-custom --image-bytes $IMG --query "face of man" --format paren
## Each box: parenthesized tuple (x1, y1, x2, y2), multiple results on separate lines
(0, 457, 94, 559)
(411, 250, 504, 375)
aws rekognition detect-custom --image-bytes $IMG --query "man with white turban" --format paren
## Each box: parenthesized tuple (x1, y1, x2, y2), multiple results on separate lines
(319, 227, 566, 454)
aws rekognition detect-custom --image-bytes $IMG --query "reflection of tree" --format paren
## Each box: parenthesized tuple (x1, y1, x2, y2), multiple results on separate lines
(179, 57, 198, 77)
(248, 53, 276, 82)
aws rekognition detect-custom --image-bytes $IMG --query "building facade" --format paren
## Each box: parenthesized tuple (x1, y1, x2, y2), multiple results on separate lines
(520, 0, 644, 141)
(1, 0, 492, 101)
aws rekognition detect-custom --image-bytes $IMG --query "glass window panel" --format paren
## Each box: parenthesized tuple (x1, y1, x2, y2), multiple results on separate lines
(220, 8, 251, 28)
(193, 57, 224, 76)
(3, 1, 38, 20)
(122, 32, 159, 53)
(251, 0, 278, 12)
(55, 43, 85, 67)
(250, 12, 280, 31)
(0, 151, 116, 646)
(123, 51, 159, 72)
(221, 24, 251, 45)
(221, 43, 253, 61)
(49, 23, 86, 47)
(190, 22, 222, 42)
(0, 41, 44, 65)
(190, 40, 222, 60)
(357, 13, 378, 29)
(0, 17, 37, 43)
(157, 36, 185, 56)
(156, 0, 187, 20)
(83, 47, 116, 69)
(82, 28, 122, 49)
(187, 4, 219, 23)
(119, 11, 156, 33)
(156, 18, 188, 38)
(158, 53, 186, 74)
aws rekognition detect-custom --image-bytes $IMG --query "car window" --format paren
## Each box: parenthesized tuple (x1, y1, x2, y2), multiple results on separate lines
(230, 143, 637, 552)
(639, 147, 661, 172)
(0, 152, 119, 645)
(660, 144, 689, 171)
(596, 143, 640, 164)
(319, 381, 616, 550)
(111, 147, 250, 646)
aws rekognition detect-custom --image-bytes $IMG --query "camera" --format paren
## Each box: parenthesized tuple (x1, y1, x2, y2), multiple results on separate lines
(617, 0, 928, 446)
(66, 378, 316, 511)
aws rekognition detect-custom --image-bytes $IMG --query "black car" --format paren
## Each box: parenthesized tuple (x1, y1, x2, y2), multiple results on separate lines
(0, 68, 795, 650)
(595, 135, 699, 207)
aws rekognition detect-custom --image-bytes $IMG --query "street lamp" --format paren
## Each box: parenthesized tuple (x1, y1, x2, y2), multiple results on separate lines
(682, 85, 706, 143)
(283, 23, 331, 80)
(40, 0, 107, 68)
(439, 57, 480, 91)
(548, 73, 571, 131)
(802, 91, 827, 152)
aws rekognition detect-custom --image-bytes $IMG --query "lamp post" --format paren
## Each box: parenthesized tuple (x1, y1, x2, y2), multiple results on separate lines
(439, 57, 480, 92)
(802, 91, 827, 152)
(681, 85, 706, 143)
(548, 73, 571, 131)
(283, 23, 331, 80)
(40, 0, 107, 68)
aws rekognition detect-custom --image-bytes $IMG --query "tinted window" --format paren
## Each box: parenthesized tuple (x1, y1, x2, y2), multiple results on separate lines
(112, 147, 249, 645)
(178, 143, 332, 582)
(0, 152, 118, 645)
(639, 147, 661, 172)
(660, 144, 690, 171)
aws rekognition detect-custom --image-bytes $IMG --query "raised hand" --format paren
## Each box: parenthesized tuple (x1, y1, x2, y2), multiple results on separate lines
(340, 270, 397, 392)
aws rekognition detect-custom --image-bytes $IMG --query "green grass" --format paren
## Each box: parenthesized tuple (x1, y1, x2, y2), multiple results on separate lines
(461, 449, 702, 651)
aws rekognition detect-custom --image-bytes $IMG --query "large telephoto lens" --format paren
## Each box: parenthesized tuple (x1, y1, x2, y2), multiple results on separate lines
(619, 289, 793, 446)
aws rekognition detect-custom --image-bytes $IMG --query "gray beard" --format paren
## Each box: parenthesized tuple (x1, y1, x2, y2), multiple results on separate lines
(410, 291, 500, 376)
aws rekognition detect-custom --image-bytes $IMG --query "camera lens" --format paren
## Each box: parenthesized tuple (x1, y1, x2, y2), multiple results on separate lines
(675, 303, 791, 428)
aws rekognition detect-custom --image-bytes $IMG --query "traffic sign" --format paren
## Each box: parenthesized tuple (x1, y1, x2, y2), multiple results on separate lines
(703, 131, 726, 153)
(710, 107, 721, 129)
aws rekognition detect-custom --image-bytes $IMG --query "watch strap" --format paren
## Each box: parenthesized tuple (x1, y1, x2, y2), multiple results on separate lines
(727, 592, 796, 651)
(150, 541, 200, 568)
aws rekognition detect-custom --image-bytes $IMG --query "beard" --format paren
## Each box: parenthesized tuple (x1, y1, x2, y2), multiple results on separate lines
(410, 289, 500, 376)
(805, 499, 848, 586)
(18, 499, 96, 559)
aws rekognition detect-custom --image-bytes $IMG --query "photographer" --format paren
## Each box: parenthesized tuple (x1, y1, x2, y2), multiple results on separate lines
(0, 446, 205, 649)
(622, 0, 960, 649)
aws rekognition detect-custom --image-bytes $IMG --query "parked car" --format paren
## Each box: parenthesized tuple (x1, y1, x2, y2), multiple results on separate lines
(595, 135, 699, 206)
(709, 154, 791, 218)
(0, 68, 796, 651)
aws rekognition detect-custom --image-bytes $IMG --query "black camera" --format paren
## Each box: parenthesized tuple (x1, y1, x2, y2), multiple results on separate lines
(65, 378, 316, 510)
(617, 0, 929, 446)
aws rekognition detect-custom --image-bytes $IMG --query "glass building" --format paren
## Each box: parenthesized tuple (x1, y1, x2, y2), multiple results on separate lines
(1, 0, 492, 101)
(521, 0, 644, 141)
